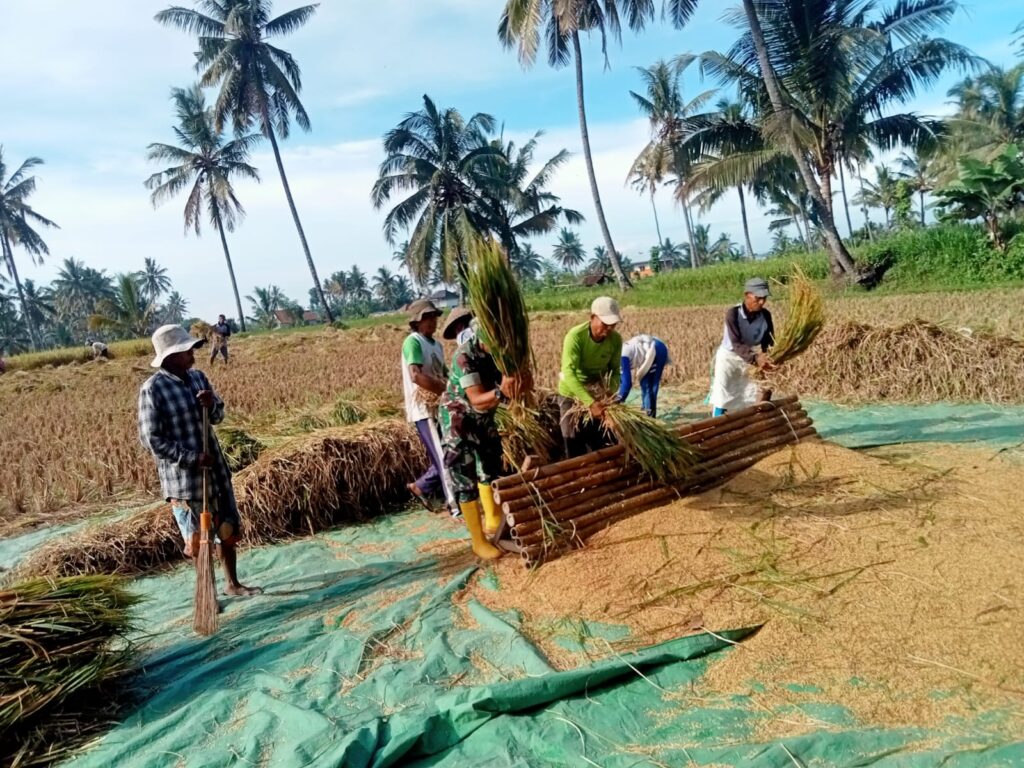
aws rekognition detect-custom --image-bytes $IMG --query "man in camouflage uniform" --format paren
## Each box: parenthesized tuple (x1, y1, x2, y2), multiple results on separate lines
(439, 321, 517, 560)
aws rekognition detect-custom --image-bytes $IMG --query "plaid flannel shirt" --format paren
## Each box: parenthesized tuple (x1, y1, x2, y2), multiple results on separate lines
(138, 368, 234, 505)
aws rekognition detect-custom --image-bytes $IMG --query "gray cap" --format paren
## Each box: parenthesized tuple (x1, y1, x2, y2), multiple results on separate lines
(744, 277, 770, 298)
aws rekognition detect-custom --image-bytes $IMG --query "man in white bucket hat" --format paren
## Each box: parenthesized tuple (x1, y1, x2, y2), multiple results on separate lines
(138, 324, 260, 599)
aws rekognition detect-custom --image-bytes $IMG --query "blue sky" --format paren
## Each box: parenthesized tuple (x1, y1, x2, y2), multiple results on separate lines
(2, 0, 1020, 320)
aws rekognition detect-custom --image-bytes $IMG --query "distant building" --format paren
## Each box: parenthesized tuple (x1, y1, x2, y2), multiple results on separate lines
(631, 257, 685, 279)
(273, 309, 322, 327)
(403, 288, 460, 312)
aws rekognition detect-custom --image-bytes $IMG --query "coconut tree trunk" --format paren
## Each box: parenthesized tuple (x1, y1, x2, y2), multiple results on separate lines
(737, 185, 755, 259)
(682, 201, 699, 268)
(571, 31, 631, 291)
(838, 162, 854, 238)
(1, 231, 38, 350)
(857, 167, 874, 242)
(919, 189, 926, 226)
(798, 211, 813, 252)
(212, 210, 247, 333)
(739, 0, 856, 280)
(265, 126, 334, 323)
(650, 190, 663, 244)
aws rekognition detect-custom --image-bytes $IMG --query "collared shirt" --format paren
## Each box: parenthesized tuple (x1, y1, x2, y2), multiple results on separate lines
(138, 367, 232, 503)
(719, 304, 775, 363)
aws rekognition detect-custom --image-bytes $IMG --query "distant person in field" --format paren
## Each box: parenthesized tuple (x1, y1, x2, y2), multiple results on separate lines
(209, 314, 232, 365)
(402, 299, 458, 515)
(558, 297, 623, 458)
(708, 277, 776, 416)
(440, 320, 522, 559)
(138, 324, 260, 598)
(618, 334, 671, 418)
(442, 306, 474, 346)
(86, 338, 110, 360)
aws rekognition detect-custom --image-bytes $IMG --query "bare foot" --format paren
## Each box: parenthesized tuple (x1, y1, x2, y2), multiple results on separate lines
(225, 584, 263, 596)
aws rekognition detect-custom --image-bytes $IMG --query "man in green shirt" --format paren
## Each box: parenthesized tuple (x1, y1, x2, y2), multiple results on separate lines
(558, 296, 623, 457)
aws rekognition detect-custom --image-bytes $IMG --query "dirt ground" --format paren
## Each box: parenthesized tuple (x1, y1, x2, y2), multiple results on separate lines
(462, 440, 1024, 740)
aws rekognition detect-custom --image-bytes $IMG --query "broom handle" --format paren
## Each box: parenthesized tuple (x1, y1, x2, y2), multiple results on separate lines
(201, 406, 210, 520)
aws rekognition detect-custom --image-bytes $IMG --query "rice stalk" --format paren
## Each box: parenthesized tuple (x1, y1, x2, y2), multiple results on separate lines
(769, 265, 825, 365)
(465, 238, 532, 377)
(217, 427, 265, 472)
(568, 398, 701, 483)
(495, 400, 555, 470)
(1, 575, 139, 766)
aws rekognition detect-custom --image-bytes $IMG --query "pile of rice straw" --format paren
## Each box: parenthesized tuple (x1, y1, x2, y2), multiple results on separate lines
(16, 420, 427, 579)
(772, 320, 1024, 403)
(1, 575, 138, 767)
(769, 265, 825, 365)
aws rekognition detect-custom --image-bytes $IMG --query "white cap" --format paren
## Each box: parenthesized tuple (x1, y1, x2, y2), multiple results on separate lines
(590, 296, 622, 325)
(150, 324, 205, 368)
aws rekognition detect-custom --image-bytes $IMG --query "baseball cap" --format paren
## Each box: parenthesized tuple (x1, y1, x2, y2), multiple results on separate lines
(744, 277, 770, 298)
(590, 296, 622, 325)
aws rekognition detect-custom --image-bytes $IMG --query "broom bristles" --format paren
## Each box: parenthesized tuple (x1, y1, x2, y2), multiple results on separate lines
(192, 511, 218, 636)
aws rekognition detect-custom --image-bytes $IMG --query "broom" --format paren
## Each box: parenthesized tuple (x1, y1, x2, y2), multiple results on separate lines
(192, 406, 218, 635)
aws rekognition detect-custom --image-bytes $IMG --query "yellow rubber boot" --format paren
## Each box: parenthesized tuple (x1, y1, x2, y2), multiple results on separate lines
(478, 483, 501, 538)
(460, 500, 502, 560)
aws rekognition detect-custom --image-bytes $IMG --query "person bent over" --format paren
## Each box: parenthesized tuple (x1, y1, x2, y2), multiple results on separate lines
(558, 297, 623, 458)
(618, 334, 670, 418)
(439, 322, 518, 560)
(709, 277, 776, 416)
(138, 324, 260, 598)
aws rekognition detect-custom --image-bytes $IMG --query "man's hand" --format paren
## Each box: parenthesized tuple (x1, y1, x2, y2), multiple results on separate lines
(196, 389, 215, 409)
(500, 374, 521, 401)
(197, 452, 215, 468)
(589, 401, 607, 420)
(755, 353, 776, 371)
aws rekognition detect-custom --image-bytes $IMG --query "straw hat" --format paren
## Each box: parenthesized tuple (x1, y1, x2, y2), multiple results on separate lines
(407, 299, 442, 327)
(150, 324, 205, 368)
(442, 306, 474, 340)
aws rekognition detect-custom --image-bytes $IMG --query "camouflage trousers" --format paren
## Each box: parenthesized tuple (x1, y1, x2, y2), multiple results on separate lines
(440, 399, 503, 504)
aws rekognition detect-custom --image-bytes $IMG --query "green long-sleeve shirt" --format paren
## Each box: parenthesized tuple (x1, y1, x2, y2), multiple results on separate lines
(558, 322, 622, 405)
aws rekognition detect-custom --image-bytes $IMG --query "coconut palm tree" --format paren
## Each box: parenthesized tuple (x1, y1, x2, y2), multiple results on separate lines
(629, 58, 716, 267)
(658, 238, 685, 267)
(51, 257, 115, 337)
(499, 0, 652, 291)
(474, 131, 584, 260)
(945, 64, 1024, 166)
(856, 165, 901, 229)
(510, 243, 544, 281)
(627, 143, 670, 244)
(552, 228, 585, 274)
(19, 279, 56, 342)
(586, 245, 610, 275)
(372, 267, 399, 308)
(246, 285, 284, 329)
(0, 290, 30, 355)
(371, 95, 501, 289)
(155, 0, 334, 322)
(393, 275, 415, 308)
(89, 274, 159, 339)
(162, 291, 189, 325)
(146, 85, 261, 332)
(898, 149, 940, 226)
(135, 257, 173, 305)
(663, 0, 977, 280)
(0, 149, 58, 350)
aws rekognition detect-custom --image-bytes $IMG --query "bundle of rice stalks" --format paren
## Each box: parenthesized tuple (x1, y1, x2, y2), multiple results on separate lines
(495, 401, 555, 470)
(466, 238, 532, 377)
(569, 399, 700, 483)
(769, 265, 825, 365)
(218, 427, 265, 472)
(330, 398, 368, 426)
(1, 575, 139, 767)
(189, 320, 213, 341)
